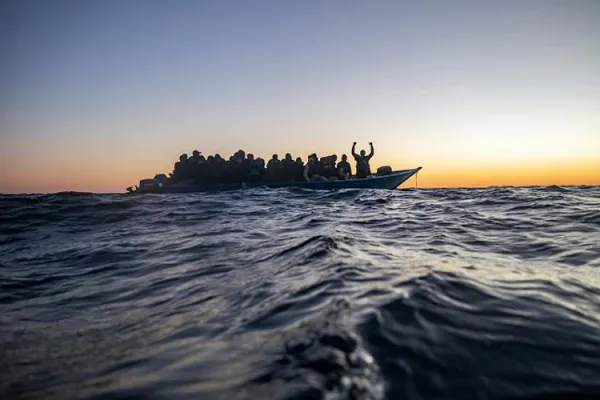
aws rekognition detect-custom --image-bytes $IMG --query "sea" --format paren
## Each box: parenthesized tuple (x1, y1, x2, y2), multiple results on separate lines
(1, 186, 599, 400)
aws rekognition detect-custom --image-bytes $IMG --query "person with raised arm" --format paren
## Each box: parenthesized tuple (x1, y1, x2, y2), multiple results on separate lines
(351, 142, 374, 179)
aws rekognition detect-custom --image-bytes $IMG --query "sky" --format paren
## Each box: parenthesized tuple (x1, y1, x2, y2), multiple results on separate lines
(1, 0, 599, 193)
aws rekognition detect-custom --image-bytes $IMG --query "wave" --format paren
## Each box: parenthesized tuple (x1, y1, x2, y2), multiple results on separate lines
(1, 186, 599, 399)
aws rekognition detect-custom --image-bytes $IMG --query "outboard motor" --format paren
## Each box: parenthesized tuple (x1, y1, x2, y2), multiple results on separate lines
(153, 174, 168, 187)
(139, 178, 159, 193)
(376, 166, 393, 176)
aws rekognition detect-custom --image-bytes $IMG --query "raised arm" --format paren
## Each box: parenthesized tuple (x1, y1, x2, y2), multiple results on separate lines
(367, 142, 374, 159)
(351, 142, 358, 158)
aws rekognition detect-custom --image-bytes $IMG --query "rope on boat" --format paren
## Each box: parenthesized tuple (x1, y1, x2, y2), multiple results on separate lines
(415, 170, 418, 188)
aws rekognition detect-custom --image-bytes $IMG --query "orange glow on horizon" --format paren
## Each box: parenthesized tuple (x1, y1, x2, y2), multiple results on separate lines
(1, 154, 598, 193)
(412, 161, 600, 188)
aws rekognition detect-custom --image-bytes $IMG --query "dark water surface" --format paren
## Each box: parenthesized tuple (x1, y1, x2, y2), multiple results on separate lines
(1, 187, 600, 400)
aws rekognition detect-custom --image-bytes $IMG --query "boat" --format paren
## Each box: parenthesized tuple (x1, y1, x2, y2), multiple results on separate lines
(127, 167, 422, 193)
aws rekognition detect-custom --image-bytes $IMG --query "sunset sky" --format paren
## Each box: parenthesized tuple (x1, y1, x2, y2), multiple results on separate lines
(1, 0, 599, 193)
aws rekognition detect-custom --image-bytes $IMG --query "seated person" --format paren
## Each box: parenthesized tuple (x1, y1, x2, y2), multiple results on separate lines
(189, 154, 207, 182)
(315, 157, 327, 178)
(231, 152, 247, 183)
(267, 154, 280, 181)
(281, 153, 295, 181)
(304, 157, 327, 182)
(171, 153, 189, 183)
(189, 150, 202, 164)
(294, 157, 305, 181)
(246, 154, 263, 182)
(323, 156, 340, 181)
(337, 154, 352, 179)
(329, 155, 339, 181)
(321, 156, 334, 179)
(255, 158, 266, 181)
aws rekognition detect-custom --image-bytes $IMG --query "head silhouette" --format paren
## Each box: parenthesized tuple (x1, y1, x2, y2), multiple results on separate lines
(342, 154, 347, 161)
(360, 149, 366, 157)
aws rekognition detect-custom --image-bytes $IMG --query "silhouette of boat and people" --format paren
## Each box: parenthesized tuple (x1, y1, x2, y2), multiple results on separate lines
(127, 142, 420, 193)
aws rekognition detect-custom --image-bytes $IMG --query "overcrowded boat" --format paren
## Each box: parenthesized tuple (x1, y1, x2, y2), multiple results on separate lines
(126, 142, 421, 194)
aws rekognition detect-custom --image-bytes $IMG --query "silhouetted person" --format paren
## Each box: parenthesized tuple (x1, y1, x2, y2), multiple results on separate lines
(281, 153, 294, 181)
(330, 154, 338, 168)
(192, 154, 207, 183)
(337, 154, 352, 179)
(231, 151, 246, 183)
(246, 154, 262, 182)
(267, 154, 280, 181)
(256, 158, 266, 179)
(352, 142, 374, 178)
(303, 157, 316, 181)
(322, 156, 336, 179)
(244, 153, 254, 175)
(316, 157, 327, 178)
(304, 157, 327, 182)
(189, 150, 201, 164)
(172, 153, 189, 182)
(294, 157, 305, 181)
(213, 154, 225, 183)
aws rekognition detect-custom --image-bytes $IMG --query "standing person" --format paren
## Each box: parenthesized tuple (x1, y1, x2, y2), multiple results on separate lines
(337, 154, 352, 179)
(351, 142, 374, 179)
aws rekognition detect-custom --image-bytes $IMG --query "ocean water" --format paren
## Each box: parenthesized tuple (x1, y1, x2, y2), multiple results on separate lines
(1, 186, 600, 400)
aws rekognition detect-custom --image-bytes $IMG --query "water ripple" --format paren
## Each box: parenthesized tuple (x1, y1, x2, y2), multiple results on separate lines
(1, 186, 599, 399)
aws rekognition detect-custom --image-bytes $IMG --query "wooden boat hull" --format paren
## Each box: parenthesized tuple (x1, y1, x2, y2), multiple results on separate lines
(132, 168, 421, 193)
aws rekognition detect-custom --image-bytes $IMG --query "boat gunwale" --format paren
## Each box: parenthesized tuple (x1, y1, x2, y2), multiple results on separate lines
(129, 167, 422, 193)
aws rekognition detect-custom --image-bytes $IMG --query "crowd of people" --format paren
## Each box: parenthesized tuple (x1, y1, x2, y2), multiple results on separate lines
(168, 142, 375, 185)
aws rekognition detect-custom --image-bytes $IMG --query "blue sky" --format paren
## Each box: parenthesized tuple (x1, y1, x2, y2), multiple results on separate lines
(1, 0, 599, 191)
